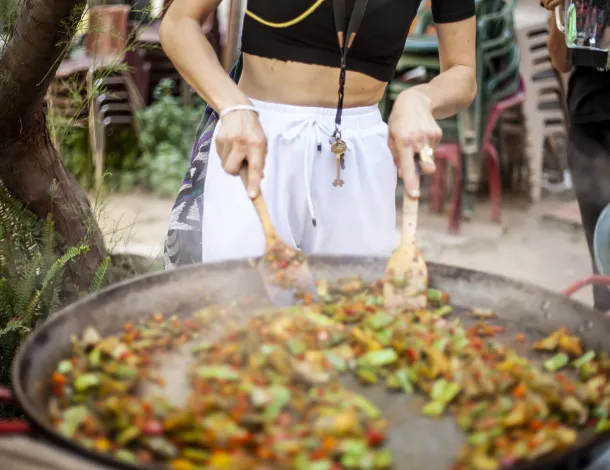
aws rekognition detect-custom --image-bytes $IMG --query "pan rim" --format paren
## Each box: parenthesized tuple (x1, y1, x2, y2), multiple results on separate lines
(11, 255, 610, 470)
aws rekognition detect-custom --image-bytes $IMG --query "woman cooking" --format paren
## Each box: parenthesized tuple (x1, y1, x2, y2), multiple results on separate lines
(161, 0, 477, 267)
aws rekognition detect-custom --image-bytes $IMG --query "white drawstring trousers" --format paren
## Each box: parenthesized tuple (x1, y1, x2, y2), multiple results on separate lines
(201, 99, 398, 263)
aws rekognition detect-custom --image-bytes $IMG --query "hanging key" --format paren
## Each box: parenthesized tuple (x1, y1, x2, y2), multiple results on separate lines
(331, 138, 347, 187)
(332, 154, 344, 187)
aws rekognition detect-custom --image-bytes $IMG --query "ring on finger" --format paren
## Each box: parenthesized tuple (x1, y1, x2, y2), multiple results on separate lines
(420, 145, 435, 165)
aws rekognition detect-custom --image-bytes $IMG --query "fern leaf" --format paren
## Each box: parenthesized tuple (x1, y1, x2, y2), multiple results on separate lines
(89, 256, 110, 293)
(23, 246, 88, 326)
(14, 252, 42, 317)
(0, 279, 14, 319)
(41, 214, 55, 271)
(0, 317, 29, 338)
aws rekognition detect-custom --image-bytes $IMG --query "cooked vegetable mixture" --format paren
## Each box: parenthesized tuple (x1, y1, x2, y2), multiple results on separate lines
(49, 277, 610, 470)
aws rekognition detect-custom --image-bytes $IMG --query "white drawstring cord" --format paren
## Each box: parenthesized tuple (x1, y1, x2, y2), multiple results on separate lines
(281, 119, 346, 228)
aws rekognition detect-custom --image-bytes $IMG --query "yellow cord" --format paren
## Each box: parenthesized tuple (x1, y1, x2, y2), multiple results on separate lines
(245, 0, 326, 28)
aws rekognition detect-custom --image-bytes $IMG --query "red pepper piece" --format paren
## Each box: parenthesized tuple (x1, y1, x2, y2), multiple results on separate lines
(142, 419, 163, 436)
(366, 428, 385, 447)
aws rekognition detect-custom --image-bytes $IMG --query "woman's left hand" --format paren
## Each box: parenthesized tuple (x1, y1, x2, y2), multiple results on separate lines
(388, 88, 442, 198)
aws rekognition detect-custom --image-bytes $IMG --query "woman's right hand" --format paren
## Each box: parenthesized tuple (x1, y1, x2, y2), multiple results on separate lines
(215, 109, 268, 199)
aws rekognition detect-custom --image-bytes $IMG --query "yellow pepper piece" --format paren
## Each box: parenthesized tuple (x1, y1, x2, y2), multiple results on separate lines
(208, 451, 233, 469)
(171, 459, 194, 470)
(93, 438, 112, 452)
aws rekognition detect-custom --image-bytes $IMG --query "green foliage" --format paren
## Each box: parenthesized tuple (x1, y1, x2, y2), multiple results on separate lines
(135, 79, 203, 197)
(89, 255, 110, 293)
(57, 79, 203, 197)
(0, 184, 109, 416)
(0, 0, 20, 41)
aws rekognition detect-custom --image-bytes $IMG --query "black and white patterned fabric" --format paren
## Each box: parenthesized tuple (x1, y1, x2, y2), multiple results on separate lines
(163, 58, 243, 269)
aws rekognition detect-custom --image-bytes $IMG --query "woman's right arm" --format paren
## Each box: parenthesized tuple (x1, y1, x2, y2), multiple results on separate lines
(543, 0, 572, 73)
(160, 0, 267, 198)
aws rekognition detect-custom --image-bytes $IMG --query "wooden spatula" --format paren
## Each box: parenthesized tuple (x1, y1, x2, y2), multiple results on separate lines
(384, 175, 428, 310)
(239, 166, 313, 305)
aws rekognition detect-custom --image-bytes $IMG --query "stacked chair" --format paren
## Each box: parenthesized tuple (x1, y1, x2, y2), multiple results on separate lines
(386, 0, 529, 233)
(513, 14, 569, 202)
(86, 5, 146, 190)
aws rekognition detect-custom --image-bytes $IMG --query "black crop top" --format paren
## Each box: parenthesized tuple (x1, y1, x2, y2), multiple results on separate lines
(241, 0, 476, 83)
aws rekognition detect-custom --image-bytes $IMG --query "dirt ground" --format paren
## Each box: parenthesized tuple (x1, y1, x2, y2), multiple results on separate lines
(95, 190, 595, 308)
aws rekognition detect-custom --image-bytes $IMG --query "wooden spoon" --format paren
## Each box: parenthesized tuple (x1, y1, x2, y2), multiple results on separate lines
(239, 166, 313, 305)
(384, 176, 428, 310)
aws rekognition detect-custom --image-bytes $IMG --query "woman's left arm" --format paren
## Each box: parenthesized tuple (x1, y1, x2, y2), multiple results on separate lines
(388, 8, 477, 197)
(410, 16, 478, 119)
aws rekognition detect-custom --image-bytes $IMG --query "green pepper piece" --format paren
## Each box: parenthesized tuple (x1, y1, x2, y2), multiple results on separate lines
(264, 385, 291, 419)
(422, 400, 446, 417)
(580, 361, 597, 380)
(306, 460, 333, 470)
(573, 351, 596, 368)
(440, 382, 461, 404)
(468, 432, 490, 446)
(116, 425, 141, 445)
(192, 341, 212, 354)
(341, 438, 368, 457)
(391, 275, 408, 288)
(88, 348, 101, 367)
(435, 305, 453, 317)
(452, 336, 469, 350)
(181, 448, 210, 463)
(324, 352, 347, 372)
(74, 373, 100, 392)
(115, 449, 137, 463)
(386, 374, 400, 390)
(142, 437, 179, 459)
(374, 328, 393, 346)
(115, 365, 138, 380)
(356, 349, 398, 368)
(457, 414, 473, 431)
(432, 338, 449, 351)
(57, 360, 73, 375)
(374, 448, 393, 469)
(294, 454, 313, 470)
(360, 451, 376, 469)
(596, 418, 610, 433)
(356, 368, 378, 384)
(543, 352, 569, 372)
(288, 338, 307, 356)
(431, 379, 449, 401)
(352, 395, 381, 419)
(365, 312, 394, 330)
(593, 406, 608, 419)
(58, 405, 89, 438)
(427, 289, 444, 304)
(341, 454, 361, 469)
(395, 368, 414, 394)
(196, 365, 239, 381)
(305, 311, 336, 326)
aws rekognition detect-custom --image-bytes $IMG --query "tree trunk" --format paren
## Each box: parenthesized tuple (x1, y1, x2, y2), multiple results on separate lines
(0, 109, 107, 291)
(0, 0, 108, 290)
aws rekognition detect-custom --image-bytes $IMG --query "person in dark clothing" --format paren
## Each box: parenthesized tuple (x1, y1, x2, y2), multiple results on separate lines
(544, 0, 610, 312)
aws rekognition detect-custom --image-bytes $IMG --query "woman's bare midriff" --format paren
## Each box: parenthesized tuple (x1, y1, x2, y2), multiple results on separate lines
(238, 53, 387, 108)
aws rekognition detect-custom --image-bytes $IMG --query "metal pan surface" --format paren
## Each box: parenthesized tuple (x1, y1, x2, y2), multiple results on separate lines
(12, 256, 610, 470)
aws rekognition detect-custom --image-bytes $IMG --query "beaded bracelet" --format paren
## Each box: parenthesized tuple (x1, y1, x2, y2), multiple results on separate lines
(219, 105, 259, 119)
